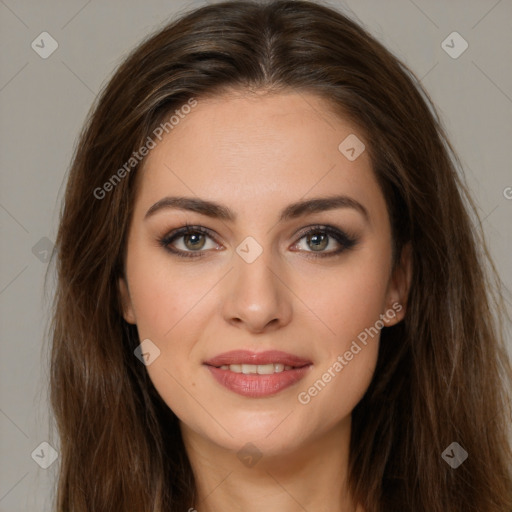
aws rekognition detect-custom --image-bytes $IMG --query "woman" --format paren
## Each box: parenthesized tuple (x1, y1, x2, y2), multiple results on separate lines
(48, 1, 512, 510)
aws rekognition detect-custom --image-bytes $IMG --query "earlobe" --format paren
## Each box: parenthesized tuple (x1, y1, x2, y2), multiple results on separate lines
(118, 277, 137, 324)
(384, 242, 412, 326)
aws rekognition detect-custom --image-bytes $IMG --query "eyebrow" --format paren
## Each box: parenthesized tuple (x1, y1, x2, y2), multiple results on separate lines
(144, 194, 369, 223)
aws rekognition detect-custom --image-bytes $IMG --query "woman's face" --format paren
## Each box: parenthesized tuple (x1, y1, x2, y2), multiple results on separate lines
(119, 90, 409, 457)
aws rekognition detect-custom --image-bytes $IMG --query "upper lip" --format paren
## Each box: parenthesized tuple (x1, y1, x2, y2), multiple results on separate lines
(204, 350, 312, 368)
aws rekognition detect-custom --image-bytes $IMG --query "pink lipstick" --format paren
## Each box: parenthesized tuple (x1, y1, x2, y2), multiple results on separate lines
(204, 350, 312, 398)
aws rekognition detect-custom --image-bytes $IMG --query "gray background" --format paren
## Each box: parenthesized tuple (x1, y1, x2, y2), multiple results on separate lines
(1, 0, 511, 510)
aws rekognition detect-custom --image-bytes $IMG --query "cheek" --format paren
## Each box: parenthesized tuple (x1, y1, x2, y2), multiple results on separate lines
(293, 249, 389, 421)
(125, 245, 215, 396)
(295, 283, 383, 433)
(304, 247, 392, 344)
(128, 267, 210, 429)
(317, 270, 387, 332)
(125, 242, 214, 339)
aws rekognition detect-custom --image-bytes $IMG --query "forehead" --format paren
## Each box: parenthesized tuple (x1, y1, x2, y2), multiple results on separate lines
(134, 91, 385, 224)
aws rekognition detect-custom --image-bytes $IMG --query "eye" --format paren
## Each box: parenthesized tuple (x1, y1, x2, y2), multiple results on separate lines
(158, 224, 221, 258)
(291, 225, 358, 258)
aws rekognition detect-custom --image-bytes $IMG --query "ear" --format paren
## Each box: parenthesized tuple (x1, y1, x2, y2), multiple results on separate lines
(383, 242, 412, 327)
(118, 276, 137, 324)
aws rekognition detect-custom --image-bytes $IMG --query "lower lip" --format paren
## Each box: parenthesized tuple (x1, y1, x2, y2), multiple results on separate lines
(205, 365, 312, 398)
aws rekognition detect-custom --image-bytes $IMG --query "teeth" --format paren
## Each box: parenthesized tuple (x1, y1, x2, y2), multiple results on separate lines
(256, 364, 277, 375)
(218, 363, 294, 374)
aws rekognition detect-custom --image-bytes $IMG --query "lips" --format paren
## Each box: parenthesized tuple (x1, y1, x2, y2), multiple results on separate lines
(204, 350, 312, 398)
(204, 350, 312, 368)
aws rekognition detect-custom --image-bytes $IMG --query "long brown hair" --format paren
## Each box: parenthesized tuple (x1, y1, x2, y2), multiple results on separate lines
(46, 1, 512, 510)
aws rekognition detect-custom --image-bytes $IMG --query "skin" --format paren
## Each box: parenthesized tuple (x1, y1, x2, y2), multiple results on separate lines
(119, 89, 411, 512)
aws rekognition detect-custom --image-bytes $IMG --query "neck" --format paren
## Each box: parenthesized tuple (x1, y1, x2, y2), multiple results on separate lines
(181, 415, 361, 512)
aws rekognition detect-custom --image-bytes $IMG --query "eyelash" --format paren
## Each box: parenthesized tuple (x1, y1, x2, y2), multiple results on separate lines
(157, 223, 358, 259)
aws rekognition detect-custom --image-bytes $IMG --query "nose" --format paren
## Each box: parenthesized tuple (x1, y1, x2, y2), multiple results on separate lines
(221, 247, 293, 334)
